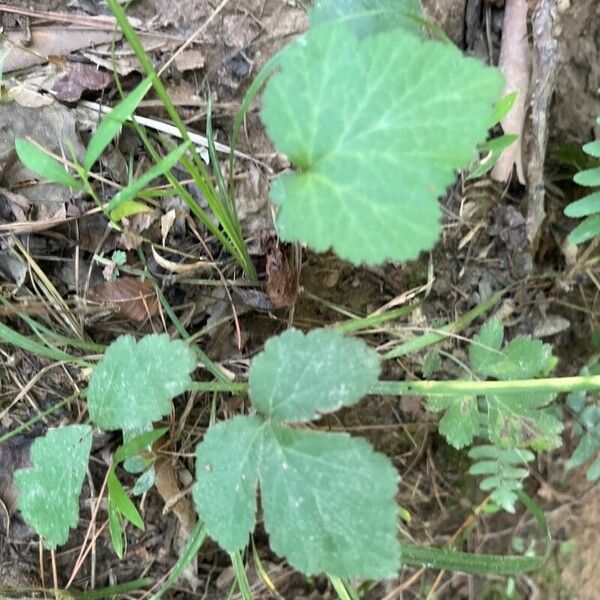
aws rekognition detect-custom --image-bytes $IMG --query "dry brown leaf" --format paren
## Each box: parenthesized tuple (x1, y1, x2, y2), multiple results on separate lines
(52, 63, 112, 102)
(151, 245, 214, 274)
(88, 276, 159, 322)
(1, 27, 119, 72)
(154, 457, 199, 591)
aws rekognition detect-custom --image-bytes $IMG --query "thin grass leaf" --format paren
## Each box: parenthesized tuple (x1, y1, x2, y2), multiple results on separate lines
(104, 141, 191, 214)
(230, 551, 252, 600)
(113, 428, 168, 464)
(15, 138, 83, 189)
(491, 90, 518, 124)
(108, 498, 125, 558)
(150, 521, 207, 599)
(85, 77, 152, 171)
(107, 471, 144, 529)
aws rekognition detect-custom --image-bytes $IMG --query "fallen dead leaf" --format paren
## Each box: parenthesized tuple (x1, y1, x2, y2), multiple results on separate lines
(1, 27, 120, 72)
(51, 63, 112, 102)
(88, 276, 159, 322)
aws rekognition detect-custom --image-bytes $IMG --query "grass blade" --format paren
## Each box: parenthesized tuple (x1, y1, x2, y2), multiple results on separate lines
(104, 141, 190, 214)
(15, 138, 83, 189)
(85, 77, 152, 171)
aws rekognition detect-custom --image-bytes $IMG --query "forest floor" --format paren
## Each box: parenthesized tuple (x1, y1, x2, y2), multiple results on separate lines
(0, 0, 599, 598)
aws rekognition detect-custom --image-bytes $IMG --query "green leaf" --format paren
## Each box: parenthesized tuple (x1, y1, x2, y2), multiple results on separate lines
(107, 471, 144, 529)
(261, 26, 503, 264)
(248, 328, 380, 422)
(132, 467, 156, 496)
(468, 445, 534, 513)
(85, 77, 152, 171)
(564, 190, 600, 217)
(470, 318, 555, 380)
(104, 142, 191, 215)
(87, 334, 196, 431)
(583, 140, 600, 158)
(114, 427, 167, 465)
(568, 214, 600, 245)
(491, 91, 518, 124)
(427, 395, 479, 449)
(485, 391, 563, 450)
(15, 138, 83, 190)
(14, 425, 92, 548)
(108, 498, 125, 558)
(310, 0, 423, 37)
(193, 416, 262, 551)
(574, 166, 600, 187)
(110, 199, 153, 223)
(259, 423, 400, 578)
(566, 388, 600, 481)
(194, 417, 400, 578)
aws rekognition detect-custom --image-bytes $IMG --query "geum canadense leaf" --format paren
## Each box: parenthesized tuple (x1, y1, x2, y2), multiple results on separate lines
(87, 334, 196, 431)
(248, 328, 380, 422)
(14, 425, 92, 548)
(260, 25, 503, 265)
(194, 328, 399, 578)
(310, 0, 423, 37)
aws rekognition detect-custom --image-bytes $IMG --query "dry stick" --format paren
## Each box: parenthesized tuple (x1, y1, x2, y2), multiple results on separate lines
(65, 469, 110, 589)
(51, 550, 59, 595)
(526, 0, 560, 247)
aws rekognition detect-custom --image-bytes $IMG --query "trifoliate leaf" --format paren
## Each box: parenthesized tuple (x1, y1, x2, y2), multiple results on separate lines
(193, 417, 400, 578)
(259, 423, 400, 578)
(248, 328, 380, 422)
(310, 0, 423, 38)
(193, 416, 263, 551)
(261, 25, 503, 264)
(470, 318, 556, 379)
(427, 395, 479, 449)
(14, 425, 92, 548)
(88, 334, 196, 431)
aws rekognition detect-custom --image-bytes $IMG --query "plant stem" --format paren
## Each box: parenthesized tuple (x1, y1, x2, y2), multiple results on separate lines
(370, 374, 600, 397)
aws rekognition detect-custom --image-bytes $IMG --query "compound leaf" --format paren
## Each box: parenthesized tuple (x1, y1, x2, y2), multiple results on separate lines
(261, 25, 503, 264)
(193, 416, 263, 551)
(14, 425, 92, 548)
(310, 0, 423, 37)
(470, 318, 555, 380)
(468, 444, 534, 513)
(427, 395, 479, 449)
(248, 328, 380, 422)
(485, 392, 563, 450)
(566, 388, 600, 481)
(259, 423, 400, 578)
(88, 334, 196, 431)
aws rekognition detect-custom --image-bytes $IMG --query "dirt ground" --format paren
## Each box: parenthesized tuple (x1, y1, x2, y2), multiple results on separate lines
(0, 0, 599, 598)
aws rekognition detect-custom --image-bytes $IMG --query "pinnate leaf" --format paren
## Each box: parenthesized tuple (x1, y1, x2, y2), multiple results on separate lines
(87, 334, 196, 431)
(427, 395, 479, 449)
(248, 328, 380, 422)
(14, 425, 92, 548)
(470, 318, 555, 379)
(261, 26, 503, 264)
